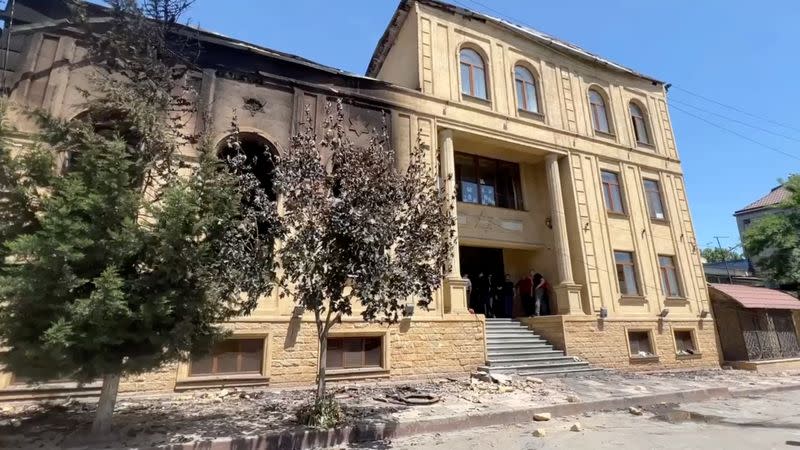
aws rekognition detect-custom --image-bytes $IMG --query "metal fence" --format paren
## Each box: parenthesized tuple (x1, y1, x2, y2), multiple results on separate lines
(740, 310, 800, 360)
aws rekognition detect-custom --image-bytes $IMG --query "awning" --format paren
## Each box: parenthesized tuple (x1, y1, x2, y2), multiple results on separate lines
(709, 283, 800, 310)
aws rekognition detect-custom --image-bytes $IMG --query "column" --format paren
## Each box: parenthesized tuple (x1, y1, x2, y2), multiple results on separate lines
(544, 153, 583, 315)
(438, 129, 469, 314)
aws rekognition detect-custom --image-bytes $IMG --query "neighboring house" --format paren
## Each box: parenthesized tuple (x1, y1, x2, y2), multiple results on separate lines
(709, 283, 800, 372)
(703, 259, 763, 286)
(735, 184, 790, 241)
(0, 0, 720, 399)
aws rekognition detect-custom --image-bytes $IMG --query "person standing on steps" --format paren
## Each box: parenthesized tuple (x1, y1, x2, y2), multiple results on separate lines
(532, 272, 550, 316)
(500, 273, 515, 318)
(516, 271, 534, 317)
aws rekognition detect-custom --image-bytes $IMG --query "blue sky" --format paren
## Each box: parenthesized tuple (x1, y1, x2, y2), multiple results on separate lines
(184, 0, 798, 252)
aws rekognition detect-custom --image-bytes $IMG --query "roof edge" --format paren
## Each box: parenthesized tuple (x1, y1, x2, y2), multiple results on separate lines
(365, 0, 412, 78)
(367, 0, 665, 84)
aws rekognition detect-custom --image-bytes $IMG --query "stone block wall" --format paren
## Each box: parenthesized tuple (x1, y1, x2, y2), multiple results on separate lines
(562, 318, 720, 370)
(113, 316, 485, 394)
(521, 316, 565, 351)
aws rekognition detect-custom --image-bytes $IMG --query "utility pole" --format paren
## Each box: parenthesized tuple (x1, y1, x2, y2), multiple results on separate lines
(714, 235, 733, 284)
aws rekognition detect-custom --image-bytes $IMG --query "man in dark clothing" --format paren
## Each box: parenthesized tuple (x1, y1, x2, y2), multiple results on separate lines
(516, 271, 534, 317)
(533, 273, 550, 316)
(499, 274, 515, 317)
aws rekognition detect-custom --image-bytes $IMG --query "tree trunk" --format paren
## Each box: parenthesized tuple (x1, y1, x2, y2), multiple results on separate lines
(91, 373, 121, 435)
(316, 334, 327, 400)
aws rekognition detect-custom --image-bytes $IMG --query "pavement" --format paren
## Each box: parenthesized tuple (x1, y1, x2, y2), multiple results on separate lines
(2, 369, 800, 449)
(370, 389, 800, 449)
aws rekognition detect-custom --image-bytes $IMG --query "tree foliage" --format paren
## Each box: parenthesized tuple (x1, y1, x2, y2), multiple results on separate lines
(0, 0, 279, 434)
(700, 247, 743, 264)
(275, 101, 454, 403)
(743, 175, 800, 287)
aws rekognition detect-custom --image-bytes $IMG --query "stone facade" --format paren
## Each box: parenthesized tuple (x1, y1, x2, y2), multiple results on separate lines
(0, 0, 722, 400)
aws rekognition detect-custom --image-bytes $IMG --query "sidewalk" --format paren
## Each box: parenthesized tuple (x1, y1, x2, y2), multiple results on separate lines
(1, 369, 799, 449)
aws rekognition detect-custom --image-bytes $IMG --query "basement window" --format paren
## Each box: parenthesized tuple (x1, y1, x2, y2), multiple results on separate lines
(628, 331, 655, 358)
(326, 337, 383, 370)
(674, 330, 697, 355)
(189, 338, 265, 377)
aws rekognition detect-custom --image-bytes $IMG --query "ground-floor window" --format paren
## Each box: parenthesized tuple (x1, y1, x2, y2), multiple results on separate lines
(628, 330, 655, 358)
(326, 336, 383, 370)
(189, 338, 265, 377)
(673, 330, 697, 355)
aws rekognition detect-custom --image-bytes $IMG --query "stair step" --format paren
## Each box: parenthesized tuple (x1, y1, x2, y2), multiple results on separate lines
(488, 352, 566, 362)
(486, 333, 543, 340)
(486, 338, 547, 347)
(487, 342, 553, 349)
(518, 367, 604, 377)
(486, 356, 574, 366)
(486, 328, 539, 337)
(487, 349, 565, 358)
(481, 361, 591, 373)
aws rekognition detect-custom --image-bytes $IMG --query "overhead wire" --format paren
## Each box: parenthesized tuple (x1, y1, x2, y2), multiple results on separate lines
(670, 104, 800, 162)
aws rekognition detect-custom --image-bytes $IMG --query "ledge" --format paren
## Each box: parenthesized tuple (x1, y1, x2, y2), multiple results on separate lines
(174, 374, 269, 391)
(629, 356, 660, 363)
(327, 367, 390, 381)
(676, 353, 703, 360)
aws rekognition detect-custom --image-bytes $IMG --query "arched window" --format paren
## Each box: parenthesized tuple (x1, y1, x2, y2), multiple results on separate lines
(514, 66, 539, 113)
(629, 102, 651, 145)
(588, 89, 611, 134)
(459, 48, 487, 99)
(218, 133, 277, 202)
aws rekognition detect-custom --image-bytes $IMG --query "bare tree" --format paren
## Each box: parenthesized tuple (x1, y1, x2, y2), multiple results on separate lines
(275, 100, 454, 424)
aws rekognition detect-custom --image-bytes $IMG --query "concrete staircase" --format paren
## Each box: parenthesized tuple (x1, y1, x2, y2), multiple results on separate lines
(481, 318, 599, 377)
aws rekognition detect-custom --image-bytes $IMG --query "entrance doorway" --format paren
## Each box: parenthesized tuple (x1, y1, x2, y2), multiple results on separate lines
(460, 246, 505, 316)
(460, 246, 504, 281)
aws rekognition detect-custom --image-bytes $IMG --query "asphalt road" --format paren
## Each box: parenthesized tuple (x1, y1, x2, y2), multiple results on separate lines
(354, 389, 800, 450)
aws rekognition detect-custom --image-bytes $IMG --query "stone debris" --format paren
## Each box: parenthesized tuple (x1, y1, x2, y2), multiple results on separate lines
(570, 422, 583, 432)
(629, 406, 643, 416)
(566, 395, 580, 403)
(532, 428, 547, 437)
(533, 412, 551, 421)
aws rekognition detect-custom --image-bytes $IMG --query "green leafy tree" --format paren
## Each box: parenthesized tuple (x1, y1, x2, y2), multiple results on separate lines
(0, 0, 279, 435)
(743, 175, 800, 288)
(701, 247, 743, 264)
(275, 101, 454, 425)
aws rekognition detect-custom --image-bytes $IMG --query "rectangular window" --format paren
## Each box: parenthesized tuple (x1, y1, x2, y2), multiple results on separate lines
(454, 152, 523, 210)
(674, 330, 697, 355)
(189, 338, 264, 377)
(601, 171, 625, 214)
(326, 337, 383, 370)
(644, 179, 666, 220)
(615, 251, 639, 295)
(659, 255, 682, 297)
(628, 331, 654, 357)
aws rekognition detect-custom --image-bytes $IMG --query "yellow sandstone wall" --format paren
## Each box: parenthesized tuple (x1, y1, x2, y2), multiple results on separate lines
(562, 318, 720, 370)
(113, 317, 485, 394)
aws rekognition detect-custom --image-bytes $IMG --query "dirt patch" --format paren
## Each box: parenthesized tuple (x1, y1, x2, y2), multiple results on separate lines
(0, 376, 576, 449)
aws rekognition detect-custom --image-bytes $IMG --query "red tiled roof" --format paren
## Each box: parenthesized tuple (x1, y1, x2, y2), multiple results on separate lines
(709, 283, 800, 310)
(735, 185, 790, 214)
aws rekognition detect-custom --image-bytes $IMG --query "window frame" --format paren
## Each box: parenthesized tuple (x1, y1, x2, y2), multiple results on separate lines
(513, 65, 541, 115)
(626, 328, 658, 360)
(459, 47, 489, 100)
(672, 328, 701, 357)
(188, 337, 267, 378)
(658, 254, 683, 298)
(588, 88, 614, 135)
(325, 331, 389, 378)
(629, 101, 652, 147)
(643, 178, 667, 221)
(601, 170, 626, 215)
(175, 334, 271, 388)
(454, 152, 524, 210)
(614, 250, 641, 296)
